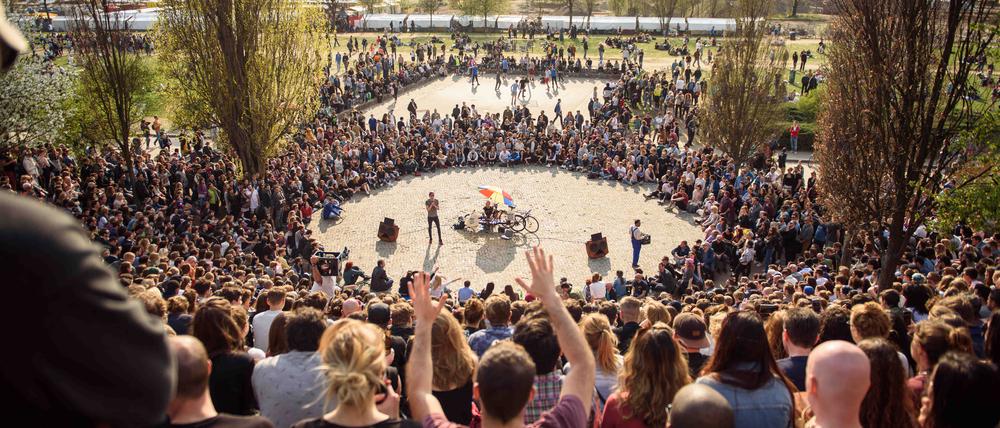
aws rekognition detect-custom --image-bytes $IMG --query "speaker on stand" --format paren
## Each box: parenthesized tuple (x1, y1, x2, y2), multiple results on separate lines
(586, 233, 609, 259)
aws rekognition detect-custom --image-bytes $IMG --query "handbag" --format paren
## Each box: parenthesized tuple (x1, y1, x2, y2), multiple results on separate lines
(641, 235, 651, 245)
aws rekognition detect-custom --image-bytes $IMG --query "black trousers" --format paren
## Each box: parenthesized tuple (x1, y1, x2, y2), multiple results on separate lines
(428, 216, 442, 240)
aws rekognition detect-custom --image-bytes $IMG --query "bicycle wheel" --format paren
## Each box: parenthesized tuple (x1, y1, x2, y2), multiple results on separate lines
(510, 215, 526, 232)
(522, 215, 539, 233)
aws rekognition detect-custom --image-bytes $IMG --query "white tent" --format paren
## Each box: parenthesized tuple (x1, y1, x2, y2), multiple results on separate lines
(538, 16, 589, 30)
(50, 10, 734, 33)
(584, 16, 639, 31)
(50, 7, 160, 31)
(400, 14, 455, 29)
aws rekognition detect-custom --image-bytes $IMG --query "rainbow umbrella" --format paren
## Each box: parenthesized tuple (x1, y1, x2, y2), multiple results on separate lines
(478, 185, 515, 208)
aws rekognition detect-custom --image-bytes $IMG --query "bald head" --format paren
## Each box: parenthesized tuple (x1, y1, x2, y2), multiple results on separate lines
(667, 384, 734, 428)
(806, 340, 870, 427)
(169, 336, 211, 399)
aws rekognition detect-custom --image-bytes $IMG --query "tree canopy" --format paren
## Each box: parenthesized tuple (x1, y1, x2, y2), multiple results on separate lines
(158, 0, 325, 177)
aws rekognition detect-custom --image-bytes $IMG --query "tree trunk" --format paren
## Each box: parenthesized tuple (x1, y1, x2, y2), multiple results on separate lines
(877, 185, 911, 288)
(790, 0, 799, 17)
(237, 142, 265, 178)
(839, 226, 853, 268)
(569, 2, 573, 28)
(879, 217, 907, 289)
(118, 137, 138, 191)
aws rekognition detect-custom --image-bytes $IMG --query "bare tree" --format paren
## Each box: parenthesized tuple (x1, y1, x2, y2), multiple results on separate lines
(450, 0, 510, 27)
(416, 0, 445, 27)
(71, 0, 156, 188)
(698, 0, 785, 170)
(324, 0, 343, 33)
(649, 0, 681, 34)
(158, 0, 325, 177)
(816, 0, 999, 286)
(582, 0, 599, 28)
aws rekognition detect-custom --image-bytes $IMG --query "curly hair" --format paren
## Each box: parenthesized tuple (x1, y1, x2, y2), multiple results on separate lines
(850, 302, 890, 340)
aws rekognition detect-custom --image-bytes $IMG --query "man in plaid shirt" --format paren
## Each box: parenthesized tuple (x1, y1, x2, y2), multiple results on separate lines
(408, 247, 596, 428)
(513, 310, 566, 424)
(522, 371, 564, 424)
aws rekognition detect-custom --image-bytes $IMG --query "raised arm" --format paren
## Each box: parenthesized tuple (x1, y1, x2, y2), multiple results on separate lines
(515, 247, 596, 414)
(405, 272, 446, 422)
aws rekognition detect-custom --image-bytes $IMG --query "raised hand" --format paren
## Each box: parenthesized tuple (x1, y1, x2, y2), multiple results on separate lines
(514, 246, 557, 301)
(409, 271, 446, 324)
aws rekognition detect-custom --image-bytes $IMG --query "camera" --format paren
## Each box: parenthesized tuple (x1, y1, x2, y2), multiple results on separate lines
(314, 247, 349, 277)
(759, 303, 779, 316)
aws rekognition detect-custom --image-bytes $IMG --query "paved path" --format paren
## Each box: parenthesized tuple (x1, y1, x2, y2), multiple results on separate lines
(366, 75, 616, 121)
(311, 165, 703, 291)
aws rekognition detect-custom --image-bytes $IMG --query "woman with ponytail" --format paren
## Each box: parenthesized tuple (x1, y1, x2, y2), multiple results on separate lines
(600, 322, 691, 428)
(292, 319, 414, 428)
(908, 320, 973, 402)
(565, 313, 622, 408)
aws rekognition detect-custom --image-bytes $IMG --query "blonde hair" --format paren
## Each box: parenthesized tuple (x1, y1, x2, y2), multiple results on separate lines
(618, 323, 692, 426)
(579, 313, 620, 373)
(432, 311, 478, 389)
(642, 300, 672, 326)
(318, 319, 386, 409)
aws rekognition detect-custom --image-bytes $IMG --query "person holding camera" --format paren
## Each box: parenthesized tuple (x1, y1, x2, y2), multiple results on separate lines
(629, 219, 648, 269)
(310, 253, 340, 297)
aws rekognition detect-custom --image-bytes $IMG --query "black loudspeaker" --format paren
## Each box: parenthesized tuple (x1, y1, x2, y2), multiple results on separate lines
(378, 218, 399, 242)
(586, 233, 609, 259)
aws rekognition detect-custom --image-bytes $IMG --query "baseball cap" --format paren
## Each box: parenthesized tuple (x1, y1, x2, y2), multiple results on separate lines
(367, 303, 390, 327)
(673, 313, 710, 349)
(804, 286, 815, 295)
(911, 273, 926, 285)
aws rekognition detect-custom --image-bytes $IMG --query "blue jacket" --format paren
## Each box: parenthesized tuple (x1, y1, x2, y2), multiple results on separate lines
(696, 371, 793, 428)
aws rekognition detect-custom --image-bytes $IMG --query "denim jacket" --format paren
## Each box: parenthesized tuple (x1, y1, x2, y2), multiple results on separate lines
(696, 368, 794, 428)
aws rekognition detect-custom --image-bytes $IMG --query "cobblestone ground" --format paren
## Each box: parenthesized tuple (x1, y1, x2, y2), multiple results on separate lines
(366, 75, 615, 121)
(311, 165, 703, 292)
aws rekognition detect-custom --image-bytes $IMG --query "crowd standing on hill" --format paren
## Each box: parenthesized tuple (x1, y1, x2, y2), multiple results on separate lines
(3, 29, 1000, 428)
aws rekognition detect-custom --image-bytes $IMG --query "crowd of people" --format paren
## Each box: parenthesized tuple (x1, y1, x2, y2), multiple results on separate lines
(3, 30, 1000, 428)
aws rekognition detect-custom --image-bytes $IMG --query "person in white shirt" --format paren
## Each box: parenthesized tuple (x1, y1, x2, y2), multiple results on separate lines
(253, 307, 329, 428)
(252, 289, 285, 354)
(588, 273, 607, 302)
(309, 255, 340, 297)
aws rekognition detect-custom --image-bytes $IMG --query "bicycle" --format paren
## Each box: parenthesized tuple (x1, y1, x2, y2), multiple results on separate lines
(508, 209, 539, 234)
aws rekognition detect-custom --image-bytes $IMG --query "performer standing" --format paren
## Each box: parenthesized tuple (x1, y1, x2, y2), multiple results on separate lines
(630, 219, 645, 269)
(426, 192, 442, 245)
